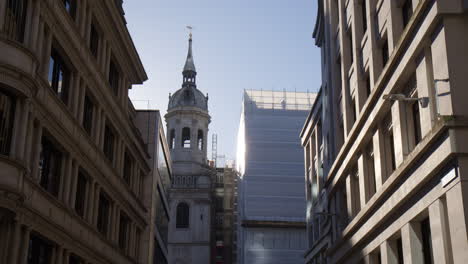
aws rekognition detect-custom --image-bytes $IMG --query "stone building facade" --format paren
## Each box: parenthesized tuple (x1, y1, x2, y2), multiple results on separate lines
(212, 167, 238, 264)
(0, 0, 168, 263)
(166, 34, 213, 264)
(135, 110, 173, 264)
(301, 0, 468, 263)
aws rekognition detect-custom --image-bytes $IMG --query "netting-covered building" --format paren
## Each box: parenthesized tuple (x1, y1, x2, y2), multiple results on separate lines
(236, 90, 317, 264)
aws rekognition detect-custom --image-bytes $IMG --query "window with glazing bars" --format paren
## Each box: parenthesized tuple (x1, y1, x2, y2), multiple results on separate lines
(3, 0, 28, 43)
(48, 48, 70, 104)
(39, 137, 62, 197)
(0, 90, 16, 156)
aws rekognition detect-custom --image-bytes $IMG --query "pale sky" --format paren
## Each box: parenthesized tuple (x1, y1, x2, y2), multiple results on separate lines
(124, 0, 321, 161)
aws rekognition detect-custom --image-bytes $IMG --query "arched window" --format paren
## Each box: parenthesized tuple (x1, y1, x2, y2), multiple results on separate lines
(176, 202, 190, 228)
(197, 130, 204, 150)
(182, 127, 191, 148)
(169, 129, 175, 149)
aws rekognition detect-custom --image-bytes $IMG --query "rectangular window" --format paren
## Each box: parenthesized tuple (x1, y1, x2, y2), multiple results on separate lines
(412, 101, 422, 145)
(27, 234, 52, 264)
(97, 192, 110, 236)
(0, 90, 16, 155)
(39, 137, 62, 197)
(365, 73, 371, 98)
(48, 48, 70, 104)
(396, 237, 404, 264)
(123, 151, 133, 186)
(402, 0, 413, 28)
(118, 212, 130, 252)
(382, 37, 389, 67)
(421, 217, 434, 264)
(62, 0, 76, 19)
(74, 171, 87, 218)
(103, 124, 115, 163)
(69, 254, 83, 264)
(82, 94, 94, 135)
(4, 0, 28, 43)
(89, 22, 99, 58)
(108, 59, 120, 95)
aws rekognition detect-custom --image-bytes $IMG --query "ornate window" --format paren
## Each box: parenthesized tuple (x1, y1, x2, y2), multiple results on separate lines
(0, 90, 16, 155)
(197, 130, 204, 150)
(176, 202, 190, 228)
(182, 127, 191, 148)
(3, 0, 28, 43)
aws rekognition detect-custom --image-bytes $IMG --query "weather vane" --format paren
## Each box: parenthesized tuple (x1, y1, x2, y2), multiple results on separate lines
(186, 25, 194, 39)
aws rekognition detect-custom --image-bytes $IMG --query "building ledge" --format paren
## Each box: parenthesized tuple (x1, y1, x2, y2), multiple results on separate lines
(241, 220, 306, 229)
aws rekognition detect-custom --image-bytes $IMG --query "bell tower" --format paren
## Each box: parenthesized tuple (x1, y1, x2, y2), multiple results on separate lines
(166, 32, 212, 264)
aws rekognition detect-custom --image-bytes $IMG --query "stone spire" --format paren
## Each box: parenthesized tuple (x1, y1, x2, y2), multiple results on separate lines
(183, 33, 196, 73)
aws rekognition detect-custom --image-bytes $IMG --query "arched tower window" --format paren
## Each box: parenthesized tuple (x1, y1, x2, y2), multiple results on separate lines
(169, 129, 175, 149)
(176, 202, 190, 228)
(182, 127, 191, 148)
(197, 130, 204, 150)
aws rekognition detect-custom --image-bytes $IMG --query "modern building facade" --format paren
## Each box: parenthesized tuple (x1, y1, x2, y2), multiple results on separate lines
(0, 0, 167, 263)
(212, 166, 238, 264)
(302, 0, 468, 263)
(236, 90, 316, 264)
(166, 33, 213, 264)
(135, 110, 172, 264)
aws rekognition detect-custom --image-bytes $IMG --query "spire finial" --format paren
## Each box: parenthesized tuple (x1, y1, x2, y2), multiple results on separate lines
(187, 26, 193, 40)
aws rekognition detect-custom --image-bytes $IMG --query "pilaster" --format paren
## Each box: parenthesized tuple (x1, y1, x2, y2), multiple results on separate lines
(401, 222, 424, 264)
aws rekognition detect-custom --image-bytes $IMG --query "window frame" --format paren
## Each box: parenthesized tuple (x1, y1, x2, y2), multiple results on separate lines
(48, 47, 71, 104)
(176, 202, 190, 228)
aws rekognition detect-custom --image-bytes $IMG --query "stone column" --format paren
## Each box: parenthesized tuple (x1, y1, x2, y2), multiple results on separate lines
(391, 100, 410, 167)
(387, 0, 404, 53)
(416, 47, 436, 136)
(19, 226, 30, 264)
(63, 249, 70, 264)
(30, 123, 43, 181)
(42, 28, 53, 79)
(112, 205, 119, 242)
(0, 0, 7, 31)
(401, 222, 424, 264)
(345, 174, 354, 219)
(357, 153, 369, 207)
(69, 161, 79, 208)
(8, 221, 22, 263)
(93, 186, 101, 226)
(35, 20, 45, 59)
(28, 0, 41, 50)
(99, 114, 106, 150)
(61, 156, 73, 205)
(93, 108, 102, 145)
(373, 127, 386, 188)
(86, 180, 96, 223)
(366, 0, 384, 85)
(24, 114, 34, 169)
(16, 100, 30, 160)
(445, 182, 468, 263)
(380, 240, 398, 264)
(104, 42, 112, 77)
(55, 246, 64, 264)
(428, 198, 452, 263)
(77, 79, 86, 123)
(79, 0, 88, 37)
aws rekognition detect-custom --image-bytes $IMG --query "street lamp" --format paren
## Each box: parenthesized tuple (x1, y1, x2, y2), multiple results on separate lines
(382, 93, 430, 108)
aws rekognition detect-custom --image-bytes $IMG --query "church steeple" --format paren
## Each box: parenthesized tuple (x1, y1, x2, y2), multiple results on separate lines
(183, 32, 196, 86)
